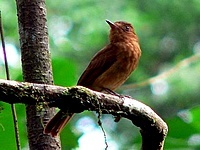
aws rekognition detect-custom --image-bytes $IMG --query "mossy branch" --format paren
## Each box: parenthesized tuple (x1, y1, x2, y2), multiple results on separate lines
(0, 79, 168, 150)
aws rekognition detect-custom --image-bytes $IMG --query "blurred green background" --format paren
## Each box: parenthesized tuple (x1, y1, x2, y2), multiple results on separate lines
(1, 0, 200, 149)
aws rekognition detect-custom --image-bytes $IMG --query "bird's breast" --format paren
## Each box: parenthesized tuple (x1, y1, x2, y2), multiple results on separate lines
(93, 42, 141, 91)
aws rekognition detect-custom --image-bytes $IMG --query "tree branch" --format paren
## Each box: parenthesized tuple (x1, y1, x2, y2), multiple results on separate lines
(0, 79, 168, 150)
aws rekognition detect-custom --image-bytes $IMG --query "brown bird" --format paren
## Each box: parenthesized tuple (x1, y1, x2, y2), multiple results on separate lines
(44, 20, 141, 137)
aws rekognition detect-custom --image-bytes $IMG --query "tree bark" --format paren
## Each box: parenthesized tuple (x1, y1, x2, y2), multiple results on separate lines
(0, 79, 168, 150)
(15, 0, 60, 149)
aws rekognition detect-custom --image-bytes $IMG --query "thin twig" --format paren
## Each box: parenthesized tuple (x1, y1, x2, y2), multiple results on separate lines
(0, 11, 21, 150)
(97, 102, 108, 150)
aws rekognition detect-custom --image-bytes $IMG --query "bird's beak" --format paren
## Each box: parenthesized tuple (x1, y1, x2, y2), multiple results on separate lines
(106, 20, 117, 29)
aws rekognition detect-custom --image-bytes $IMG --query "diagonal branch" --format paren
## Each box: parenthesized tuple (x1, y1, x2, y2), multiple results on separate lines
(0, 79, 168, 150)
(121, 53, 200, 90)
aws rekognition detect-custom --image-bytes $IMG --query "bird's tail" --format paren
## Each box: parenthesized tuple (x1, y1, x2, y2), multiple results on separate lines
(44, 111, 74, 137)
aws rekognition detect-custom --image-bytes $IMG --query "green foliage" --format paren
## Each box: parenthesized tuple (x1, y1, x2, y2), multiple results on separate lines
(0, 0, 200, 149)
(165, 106, 200, 149)
(0, 104, 27, 149)
(60, 123, 81, 149)
(52, 58, 77, 86)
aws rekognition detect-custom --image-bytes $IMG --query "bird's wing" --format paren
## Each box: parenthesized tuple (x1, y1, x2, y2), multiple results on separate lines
(77, 44, 118, 87)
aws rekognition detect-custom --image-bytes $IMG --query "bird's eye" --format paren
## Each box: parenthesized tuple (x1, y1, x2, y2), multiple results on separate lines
(124, 25, 130, 32)
(124, 26, 130, 32)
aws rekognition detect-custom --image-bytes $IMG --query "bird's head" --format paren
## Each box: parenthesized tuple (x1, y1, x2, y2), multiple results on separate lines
(106, 20, 138, 43)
